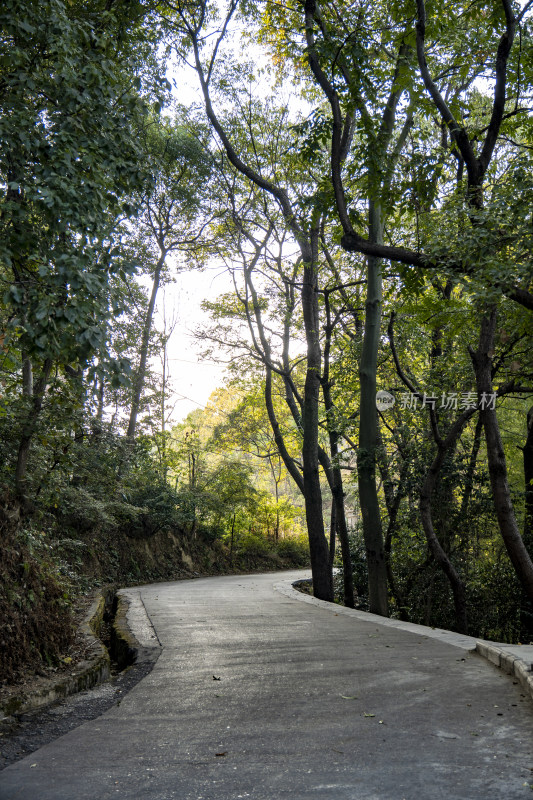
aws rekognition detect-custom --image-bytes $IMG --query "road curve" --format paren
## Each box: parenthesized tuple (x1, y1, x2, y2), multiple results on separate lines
(0, 570, 532, 800)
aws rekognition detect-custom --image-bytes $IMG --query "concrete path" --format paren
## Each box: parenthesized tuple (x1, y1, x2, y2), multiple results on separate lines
(1, 571, 532, 800)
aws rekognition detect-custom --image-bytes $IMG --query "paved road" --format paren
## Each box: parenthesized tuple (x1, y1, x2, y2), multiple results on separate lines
(1, 571, 532, 800)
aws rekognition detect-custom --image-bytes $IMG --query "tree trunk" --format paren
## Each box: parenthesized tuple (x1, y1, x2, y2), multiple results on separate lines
(322, 401, 354, 607)
(521, 406, 533, 636)
(419, 440, 469, 634)
(456, 414, 483, 545)
(471, 310, 533, 601)
(330, 461, 355, 607)
(300, 240, 333, 602)
(160, 335, 169, 480)
(264, 343, 332, 598)
(524, 406, 533, 552)
(127, 253, 165, 439)
(264, 366, 304, 493)
(22, 355, 33, 398)
(329, 498, 336, 566)
(357, 199, 388, 616)
(377, 433, 409, 616)
(15, 358, 53, 502)
(322, 287, 354, 605)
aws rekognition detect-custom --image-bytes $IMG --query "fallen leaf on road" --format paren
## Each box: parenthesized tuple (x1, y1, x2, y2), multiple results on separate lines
(340, 695, 358, 700)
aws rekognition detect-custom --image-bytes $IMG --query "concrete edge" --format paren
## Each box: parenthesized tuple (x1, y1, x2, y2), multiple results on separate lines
(475, 641, 533, 702)
(0, 593, 111, 721)
(113, 590, 161, 667)
(275, 578, 533, 702)
(0, 587, 163, 723)
(274, 579, 478, 650)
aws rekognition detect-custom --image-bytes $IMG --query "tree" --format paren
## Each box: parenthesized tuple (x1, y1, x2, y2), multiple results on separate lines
(165, 2, 337, 599)
(196, 157, 359, 603)
(294, 0, 533, 607)
(382, 275, 533, 633)
(126, 112, 213, 438)
(0, 0, 165, 505)
(255, 0, 418, 614)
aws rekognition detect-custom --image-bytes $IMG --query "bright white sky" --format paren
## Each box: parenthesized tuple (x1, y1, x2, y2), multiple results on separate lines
(155, 263, 234, 423)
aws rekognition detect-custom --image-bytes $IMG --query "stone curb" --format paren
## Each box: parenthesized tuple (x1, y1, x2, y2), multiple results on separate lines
(113, 593, 139, 667)
(276, 578, 533, 703)
(276, 579, 479, 650)
(0, 592, 111, 721)
(0, 588, 162, 726)
(113, 591, 161, 667)
(475, 641, 533, 702)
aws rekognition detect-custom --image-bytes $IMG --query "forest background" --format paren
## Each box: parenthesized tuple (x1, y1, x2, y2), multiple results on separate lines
(1, 0, 532, 683)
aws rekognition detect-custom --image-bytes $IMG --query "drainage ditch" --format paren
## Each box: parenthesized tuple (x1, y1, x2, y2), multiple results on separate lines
(0, 589, 158, 772)
(98, 590, 136, 676)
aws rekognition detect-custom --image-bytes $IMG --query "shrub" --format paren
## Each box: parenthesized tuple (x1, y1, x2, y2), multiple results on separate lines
(0, 527, 74, 682)
(275, 534, 310, 565)
(237, 532, 271, 557)
(58, 486, 115, 533)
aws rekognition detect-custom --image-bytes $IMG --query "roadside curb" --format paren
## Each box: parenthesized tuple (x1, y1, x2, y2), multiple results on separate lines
(114, 590, 161, 667)
(0, 588, 160, 723)
(276, 578, 533, 703)
(0, 592, 110, 722)
(475, 640, 533, 702)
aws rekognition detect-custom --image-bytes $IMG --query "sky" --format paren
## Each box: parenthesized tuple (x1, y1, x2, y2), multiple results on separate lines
(154, 263, 235, 423)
